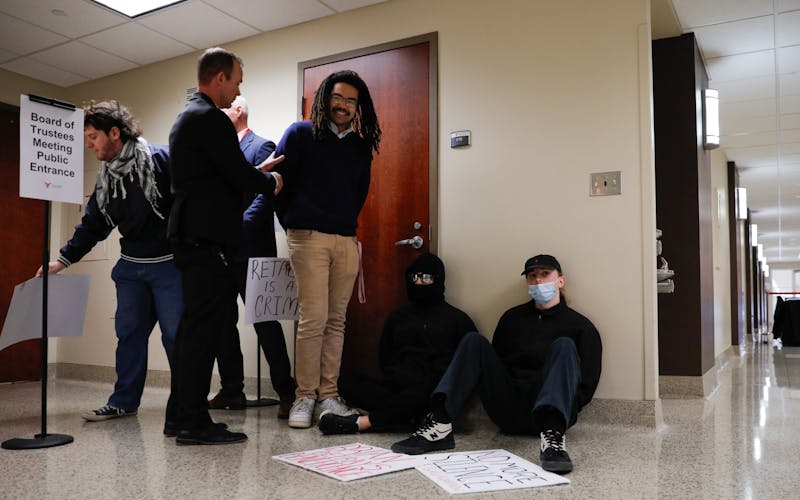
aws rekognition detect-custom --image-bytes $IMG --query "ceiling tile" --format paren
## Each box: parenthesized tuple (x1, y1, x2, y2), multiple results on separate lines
(781, 72, 800, 95)
(31, 41, 137, 79)
(137, 1, 259, 49)
(0, 48, 19, 63)
(692, 16, 773, 58)
(323, 0, 387, 11)
(204, 0, 333, 32)
(0, 0, 126, 38)
(778, 44, 800, 73)
(672, 0, 772, 28)
(706, 50, 775, 81)
(0, 12, 69, 55)
(714, 75, 775, 102)
(723, 114, 778, 135)
(722, 130, 779, 148)
(777, 1, 800, 13)
(1, 57, 88, 87)
(81, 23, 194, 65)
(777, 10, 800, 46)
(721, 98, 777, 120)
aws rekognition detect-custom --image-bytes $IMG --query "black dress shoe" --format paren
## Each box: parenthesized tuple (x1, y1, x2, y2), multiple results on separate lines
(175, 425, 247, 446)
(208, 391, 246, 410)
(164, 421, 228, 437)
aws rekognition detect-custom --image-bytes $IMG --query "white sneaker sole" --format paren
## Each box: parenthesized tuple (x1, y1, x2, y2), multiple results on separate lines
(288, 418, 312, 429)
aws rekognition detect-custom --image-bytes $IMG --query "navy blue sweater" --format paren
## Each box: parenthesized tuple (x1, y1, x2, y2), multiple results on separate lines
(59, 144, 173, 266)
(272, 121, 372, 236)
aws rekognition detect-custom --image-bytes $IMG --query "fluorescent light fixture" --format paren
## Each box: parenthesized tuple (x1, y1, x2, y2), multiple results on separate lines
(91, 0, 185, 17)
(757, 243, 764, 262)
(735, 187, 747, 220)
(751, 224, 758, 245)
(703, 89, 720, 150)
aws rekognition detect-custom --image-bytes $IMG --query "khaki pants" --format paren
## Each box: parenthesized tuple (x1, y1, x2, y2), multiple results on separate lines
(287, 229, 359, 400)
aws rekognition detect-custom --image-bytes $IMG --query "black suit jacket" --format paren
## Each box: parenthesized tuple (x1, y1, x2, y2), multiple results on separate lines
(167, 92, 276, 252)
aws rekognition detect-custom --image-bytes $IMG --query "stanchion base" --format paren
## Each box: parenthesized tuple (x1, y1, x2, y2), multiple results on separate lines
(246, 397, 279, 408)
(2, 433, 73, 450)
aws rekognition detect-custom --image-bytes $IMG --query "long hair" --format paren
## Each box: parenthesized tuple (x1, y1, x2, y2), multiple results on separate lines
(310, 70, 381, 156)
(83, 100, 141, 143)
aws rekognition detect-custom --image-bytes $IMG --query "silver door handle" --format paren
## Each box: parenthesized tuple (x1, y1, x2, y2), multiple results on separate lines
(395, 235, 423, 249)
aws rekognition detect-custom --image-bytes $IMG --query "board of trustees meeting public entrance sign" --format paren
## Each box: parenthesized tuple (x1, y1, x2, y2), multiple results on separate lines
(19, 94, 84, 204)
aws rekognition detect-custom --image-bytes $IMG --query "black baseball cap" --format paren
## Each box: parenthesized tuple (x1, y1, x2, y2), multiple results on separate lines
(521, 254, 561, 275)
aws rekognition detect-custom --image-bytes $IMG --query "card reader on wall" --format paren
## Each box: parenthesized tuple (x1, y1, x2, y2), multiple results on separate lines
(450, 130, 471, 148)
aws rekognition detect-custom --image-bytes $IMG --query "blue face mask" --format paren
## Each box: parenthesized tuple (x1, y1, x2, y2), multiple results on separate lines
(528, 281, 558, 304)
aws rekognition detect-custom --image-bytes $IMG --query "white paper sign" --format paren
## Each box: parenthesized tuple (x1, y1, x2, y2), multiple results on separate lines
(273, 443, 422, 481)
(0, 275, 91, 352)
(244, 257, 298, 323)
(414, 449, 570, 494)
(19, 94, 84, 204)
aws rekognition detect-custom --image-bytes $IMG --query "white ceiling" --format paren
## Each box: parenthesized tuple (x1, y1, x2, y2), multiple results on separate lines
(665, 0, 800, 266)
(0, 0, 797, 266)
(0, 0, 386, 86)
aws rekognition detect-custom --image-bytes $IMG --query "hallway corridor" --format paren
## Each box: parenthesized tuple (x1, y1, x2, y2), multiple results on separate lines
(1, 338, 799, 499)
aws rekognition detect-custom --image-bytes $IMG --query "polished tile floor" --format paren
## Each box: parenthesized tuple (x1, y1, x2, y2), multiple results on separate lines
(2, 337, 799, 499)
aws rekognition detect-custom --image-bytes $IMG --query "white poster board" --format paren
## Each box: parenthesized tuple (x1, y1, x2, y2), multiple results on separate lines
(414, 449, 570, 494)
(273, 443, 422, 481)
(244, 257, 298, 323)
(0, 275, 90, 352)
(19, 94, 84, 204)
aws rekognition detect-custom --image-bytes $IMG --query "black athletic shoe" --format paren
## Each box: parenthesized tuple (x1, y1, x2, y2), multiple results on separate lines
(539, 429, 573, 474)
(390, 413, 454, 455)
(175, 424, 247, 445)
(318, 411, 359, 435)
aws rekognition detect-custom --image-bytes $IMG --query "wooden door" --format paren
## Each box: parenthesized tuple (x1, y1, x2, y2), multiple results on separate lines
(0, 103, 44, 382)
(301, 39, 434, 375)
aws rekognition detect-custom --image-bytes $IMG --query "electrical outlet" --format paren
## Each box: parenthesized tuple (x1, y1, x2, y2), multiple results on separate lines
(590, 171, 621, 196)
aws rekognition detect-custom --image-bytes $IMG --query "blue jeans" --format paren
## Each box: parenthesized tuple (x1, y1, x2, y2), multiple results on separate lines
(108, 258, 183, 411)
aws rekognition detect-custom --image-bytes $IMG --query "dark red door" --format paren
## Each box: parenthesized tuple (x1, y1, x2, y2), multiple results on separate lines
(0, 103, 44, 382)
(302, 41, 432, 375)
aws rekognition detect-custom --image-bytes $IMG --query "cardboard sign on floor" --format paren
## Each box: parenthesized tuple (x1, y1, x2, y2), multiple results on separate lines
(273, 443, 422, 481)
(414, 449, 570, 494)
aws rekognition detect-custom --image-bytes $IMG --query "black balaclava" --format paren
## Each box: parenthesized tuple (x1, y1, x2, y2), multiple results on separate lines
(406, 252, 445, 306)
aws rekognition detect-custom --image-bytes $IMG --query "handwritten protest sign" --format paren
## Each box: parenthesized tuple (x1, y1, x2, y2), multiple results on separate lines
(244, 257, 298, 323)
(273, 443, 422, 481)
(414, 449, 569, 494)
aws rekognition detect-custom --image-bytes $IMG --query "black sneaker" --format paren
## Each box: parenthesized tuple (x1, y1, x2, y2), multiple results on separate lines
(539, 429, 573, 474)
(390, 413, 454, 455)
(318, 410, 359, 435)
(82, 405, 137, 422)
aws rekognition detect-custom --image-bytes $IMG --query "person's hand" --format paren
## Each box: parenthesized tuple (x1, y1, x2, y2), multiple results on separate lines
(272, 172, 283, 195)
(259, 153, 285, 172)
(35, 261, 65, 278)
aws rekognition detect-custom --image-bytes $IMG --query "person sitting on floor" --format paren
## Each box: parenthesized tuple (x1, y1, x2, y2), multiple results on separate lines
(318, 252, 476, 435)
(390, 254, 602, 474)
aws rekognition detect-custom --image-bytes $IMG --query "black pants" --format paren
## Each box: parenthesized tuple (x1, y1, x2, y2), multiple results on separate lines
(166, 243, 238, 430)
(338, 373, 432, 431)
(213, 261, 295, 398)
(434, 332, 580, 434)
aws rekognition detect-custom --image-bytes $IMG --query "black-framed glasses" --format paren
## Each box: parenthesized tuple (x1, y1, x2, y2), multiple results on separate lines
(408, 272, 437, 285)
(331, 93, 358, 108)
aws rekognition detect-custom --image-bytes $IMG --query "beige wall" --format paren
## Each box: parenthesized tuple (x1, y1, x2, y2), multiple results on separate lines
(7, 0, 658, 401)
(710, 149, 732, 357)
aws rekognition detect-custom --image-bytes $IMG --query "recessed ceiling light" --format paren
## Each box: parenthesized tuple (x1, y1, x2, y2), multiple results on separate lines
(90, 0, 185, 18)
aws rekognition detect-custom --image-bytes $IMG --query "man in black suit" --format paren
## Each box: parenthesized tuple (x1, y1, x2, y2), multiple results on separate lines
(165, 47, 284, 445)
(208, 95, 296, 416)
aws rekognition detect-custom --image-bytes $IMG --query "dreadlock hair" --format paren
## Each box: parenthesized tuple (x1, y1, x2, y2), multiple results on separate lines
(197, 47, 243, 85)
(310, 70, 381, 157)
(83, 100, 141, 143)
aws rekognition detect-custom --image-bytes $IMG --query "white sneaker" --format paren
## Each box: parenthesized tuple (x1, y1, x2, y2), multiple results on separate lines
(317, 396, 359, 417)
(288, 397, 315, 428)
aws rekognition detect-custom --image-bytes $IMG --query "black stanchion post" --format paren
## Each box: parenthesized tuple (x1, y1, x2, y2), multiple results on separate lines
(246, 335, 278, 408)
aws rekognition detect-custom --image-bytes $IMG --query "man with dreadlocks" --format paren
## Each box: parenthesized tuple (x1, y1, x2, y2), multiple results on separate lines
(271, 70, 381, 429)
(36, 100, 183, 423)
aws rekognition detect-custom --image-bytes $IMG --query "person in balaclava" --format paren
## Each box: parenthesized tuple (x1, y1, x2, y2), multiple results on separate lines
(318, 252, 476, 435)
